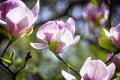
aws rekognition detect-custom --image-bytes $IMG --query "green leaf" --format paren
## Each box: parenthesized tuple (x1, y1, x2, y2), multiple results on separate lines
(116, 72, 120, 78)
(2, 58, 12, 64)
(49, 41, 60, 54)
(98, 36, 117, 51)
(90, 0, 98, 6)
(9, 49, 15, 61)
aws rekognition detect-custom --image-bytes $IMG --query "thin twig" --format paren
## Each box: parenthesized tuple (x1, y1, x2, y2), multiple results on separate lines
(1, 40, 13, 57)
(56, 55, 80, 77)
(107, 0, 113, 28)
(15, 52, 32, 74)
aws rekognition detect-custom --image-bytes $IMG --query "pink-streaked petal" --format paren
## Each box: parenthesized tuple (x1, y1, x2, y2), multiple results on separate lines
(6, 7, 26, 24)
(80, 57, 112, 80)
(88, 60, 108, 80)
(80, 57, 91, 77)
(32, 0, 40, 19)
(17, 7, 35, 33)
(50, 28, 73, 46)
(71, 35, 80, 46)
(65, 18, 75, 35)
(107, 63, 116, 80)
(5, 18, 16, 36)
(5, 7, 34, 37)
(30, 43, 48, 49)
(37, 21, 59, 41)
(55, 20, 65, 30)
(0, 0, 26, 19)
(62, 70, 76, 80)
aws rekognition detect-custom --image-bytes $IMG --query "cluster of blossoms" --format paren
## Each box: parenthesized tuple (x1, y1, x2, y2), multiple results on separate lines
(0, 0, 119, 80)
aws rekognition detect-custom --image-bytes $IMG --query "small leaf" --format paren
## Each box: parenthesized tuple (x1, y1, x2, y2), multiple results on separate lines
(116, 72, 120, 78)
(2, 58, 12, 64)
(90, 0, 98, 6)
(9, 49, 15, 61)
(49, 41, 60, 54)
(98, 36, 117, 51)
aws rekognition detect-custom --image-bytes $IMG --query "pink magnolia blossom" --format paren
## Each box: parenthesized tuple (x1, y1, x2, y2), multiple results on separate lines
(31, 18, 80, 54)
(107, 53, 120, 72)
(83, 3, 109, 27)
(104, 24, 120, 48)
(0, 0, 40, 38)
(80, 57, 115, 80)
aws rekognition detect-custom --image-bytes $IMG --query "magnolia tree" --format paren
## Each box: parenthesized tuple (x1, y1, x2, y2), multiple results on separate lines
(0, 0, 120, 80)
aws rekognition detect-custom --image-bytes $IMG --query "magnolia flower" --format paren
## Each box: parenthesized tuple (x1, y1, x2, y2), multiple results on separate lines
(62, 70, 76, 80)
(80, 57, 115, 80)
(83, 3, 108, 27)
(107, 53, 120, 72)
(31, 18, 80, 54)
(104, 24, 120, 48)
(0, 0, 40, 38)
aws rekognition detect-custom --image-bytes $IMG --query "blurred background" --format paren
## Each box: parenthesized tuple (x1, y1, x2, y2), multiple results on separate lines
(0, 0, 120, 80)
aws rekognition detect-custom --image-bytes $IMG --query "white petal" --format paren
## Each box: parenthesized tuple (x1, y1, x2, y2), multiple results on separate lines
(71, 35, 80, 46)
(30, 43, 48, 49)
(51, 28, 73, 46)
(62, 70, 76, 80)
(6, 7, 34, 26)
(107, 63, 116, 80)
(65, 18, 75, 35)
(80, 57, 91, 77)
(36, 21, 59, 41)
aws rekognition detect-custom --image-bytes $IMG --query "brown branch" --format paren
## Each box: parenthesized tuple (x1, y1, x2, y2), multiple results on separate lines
(0, 52, 32, 80)
(56, 55, 80, 77)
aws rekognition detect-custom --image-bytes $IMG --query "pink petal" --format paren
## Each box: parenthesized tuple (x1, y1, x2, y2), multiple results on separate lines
(0, 0, 26, 19)
(80, 57, 91, 78)
(50, 28, 73, 46)
(107, 63, 116, 80)
(71, 35, 80, 46)
(32, 0, 40, 19)
(62, 70, 76, 80)
(65, 18, 75, 35)
(55, 20, 64, 29)
(30, 43, 48, 49)
(88, 60, 108, 80)
(6, 7, 27, 24)
(5, 7, 34, 37)
(80, 57, 111, 80)
(37, 21, 59, 41)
